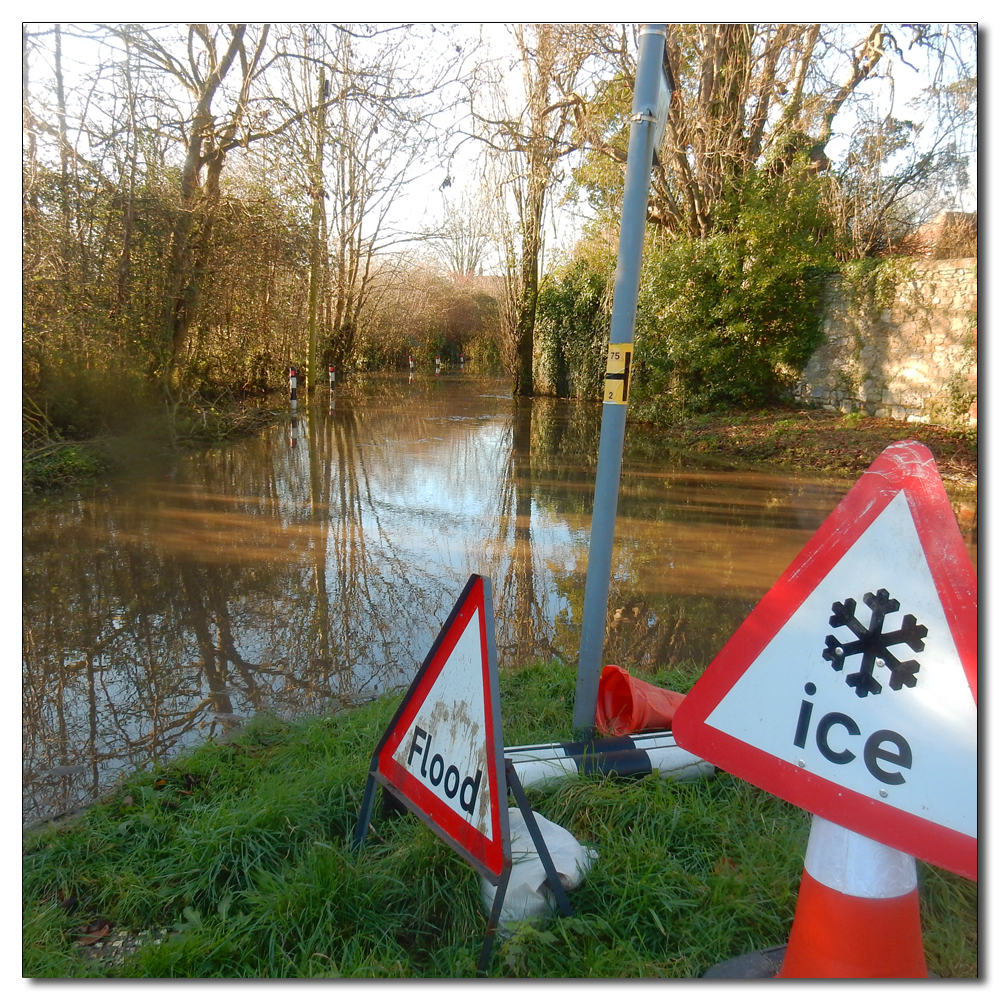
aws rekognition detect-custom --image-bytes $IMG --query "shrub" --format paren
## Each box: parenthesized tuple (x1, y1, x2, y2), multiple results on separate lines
(631, 162, 839, 416)
(23, 443, 105, 496)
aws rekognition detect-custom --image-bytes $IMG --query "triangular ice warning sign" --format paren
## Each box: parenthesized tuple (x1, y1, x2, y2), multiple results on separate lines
(672, 441, 977, 880)
(370, 574, 509, 880)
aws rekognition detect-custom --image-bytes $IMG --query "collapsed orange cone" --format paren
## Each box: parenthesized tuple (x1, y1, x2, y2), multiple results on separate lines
(595, 665, 686, 737)
(777, 814, 928, 978)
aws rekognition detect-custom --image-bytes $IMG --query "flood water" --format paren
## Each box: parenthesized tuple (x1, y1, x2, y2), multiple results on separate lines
(22, 374, 977, 826)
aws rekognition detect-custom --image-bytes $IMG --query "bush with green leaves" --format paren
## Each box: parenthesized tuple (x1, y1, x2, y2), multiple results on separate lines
(22, 443, 105, 497)
(630, 163, 839, 418)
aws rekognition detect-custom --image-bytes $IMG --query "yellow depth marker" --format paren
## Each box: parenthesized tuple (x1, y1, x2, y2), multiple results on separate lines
(603, 344, 633, 404)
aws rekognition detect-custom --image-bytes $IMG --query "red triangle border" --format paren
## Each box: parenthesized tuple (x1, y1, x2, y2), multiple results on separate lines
(673, 442, 977, 881)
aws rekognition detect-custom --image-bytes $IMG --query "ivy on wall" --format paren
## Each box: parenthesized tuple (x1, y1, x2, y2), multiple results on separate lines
(534, 259, 611, 399)
(797, 260, 977, 425)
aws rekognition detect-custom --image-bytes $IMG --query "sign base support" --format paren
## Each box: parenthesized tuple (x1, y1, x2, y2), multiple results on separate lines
(702, 946, 786, 978)
(505, 760, 574, 918)
(354, 762, 575, 978)
(701, 946, 939, 979)
(477, 761, 574, 976)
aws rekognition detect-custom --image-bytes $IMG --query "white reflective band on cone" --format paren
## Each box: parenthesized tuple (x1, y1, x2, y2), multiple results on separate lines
(804, 814, 917, 898)
(506, 730, 683, 759)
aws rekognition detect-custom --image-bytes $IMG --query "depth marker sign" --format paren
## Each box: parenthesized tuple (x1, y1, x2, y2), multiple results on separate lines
(672, 442, 977, 880)
(354, 574, 509, 881)
(603, 344, 633, 404)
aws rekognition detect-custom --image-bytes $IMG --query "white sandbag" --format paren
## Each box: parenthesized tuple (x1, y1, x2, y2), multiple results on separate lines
(481, 807, 597, 933)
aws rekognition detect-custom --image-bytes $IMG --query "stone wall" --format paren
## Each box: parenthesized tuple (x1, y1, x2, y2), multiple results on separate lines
(794, 259, 977, 426)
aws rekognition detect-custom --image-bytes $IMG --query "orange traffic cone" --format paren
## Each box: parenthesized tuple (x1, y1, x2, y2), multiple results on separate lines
(595, 665, 686, 737)
(777, 814, 928, 978)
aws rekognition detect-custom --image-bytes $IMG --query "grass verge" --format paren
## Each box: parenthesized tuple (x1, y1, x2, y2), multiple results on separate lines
(629, 406, 977, 485)
(23, 660, 977, 978)
(22, 441, 107, 498)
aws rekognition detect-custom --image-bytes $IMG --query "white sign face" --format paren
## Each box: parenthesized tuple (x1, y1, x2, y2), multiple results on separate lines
(390, 607, 493, 839)
(705, 491, 976, 837)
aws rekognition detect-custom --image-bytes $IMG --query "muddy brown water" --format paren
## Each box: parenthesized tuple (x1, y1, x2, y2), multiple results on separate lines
(22, 374, 977, 826)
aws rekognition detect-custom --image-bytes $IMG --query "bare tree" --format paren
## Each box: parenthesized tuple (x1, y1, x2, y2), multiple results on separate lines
(23, 19, 481, 433)
(96, 23, 274, 384)
(424, 186, 496, 277)
(323, 27, 466, 370)
(261, 24, 469, 378)
(22, 24, 41, 277)
(471, 24, 595, 396)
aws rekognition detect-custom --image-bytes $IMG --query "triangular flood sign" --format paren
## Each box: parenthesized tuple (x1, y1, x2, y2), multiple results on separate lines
(369, 574, 509, 881)
(673, 441, 977, 880)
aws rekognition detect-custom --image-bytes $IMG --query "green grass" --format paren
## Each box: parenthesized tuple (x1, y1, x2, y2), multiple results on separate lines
(22, 661, 977, 978)
(22, 442, 106, 498)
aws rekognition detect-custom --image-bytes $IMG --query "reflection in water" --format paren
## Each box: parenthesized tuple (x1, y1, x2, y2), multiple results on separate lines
(22, 375, 977, 825)
(487, 400, 554, 665)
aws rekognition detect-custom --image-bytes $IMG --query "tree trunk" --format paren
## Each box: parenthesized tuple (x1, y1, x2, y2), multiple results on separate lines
(22, 25, 40, 276)
(307, 66, 328, 394)
(512, 243, 539, 396)
(112, 34, 138, 318)
(159, 23, 248, 387)
(53, 24, 72, 258)
(164, 151, 226, 383)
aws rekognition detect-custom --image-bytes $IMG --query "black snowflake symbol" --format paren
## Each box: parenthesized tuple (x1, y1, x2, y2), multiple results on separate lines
(822, 588, 927, 698)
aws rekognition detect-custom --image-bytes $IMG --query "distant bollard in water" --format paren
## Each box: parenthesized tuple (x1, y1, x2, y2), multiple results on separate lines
(289, 366, 300, 442)
(328, 365, 335, 390)
(408, 354, 414, 371)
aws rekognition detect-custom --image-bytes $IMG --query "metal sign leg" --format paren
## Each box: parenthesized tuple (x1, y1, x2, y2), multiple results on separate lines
(505, 761, 574, 918)
(477, 863, 512, 977)
(352, 772, 378, 851)
(476, 864, 511, 978)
